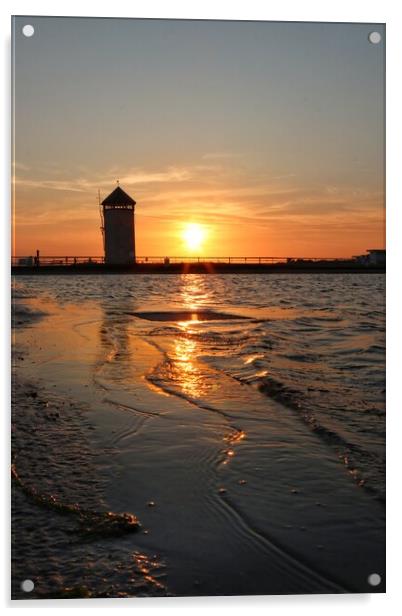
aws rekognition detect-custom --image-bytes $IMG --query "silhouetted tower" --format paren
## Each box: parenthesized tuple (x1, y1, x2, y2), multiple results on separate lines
(101, 185, 136, 264)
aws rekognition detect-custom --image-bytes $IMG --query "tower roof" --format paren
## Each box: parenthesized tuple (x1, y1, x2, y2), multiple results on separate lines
(101, 185, 136, 206)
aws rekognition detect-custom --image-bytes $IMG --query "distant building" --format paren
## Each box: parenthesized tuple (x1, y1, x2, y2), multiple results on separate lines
(101, 185, 136, 265)
(367, 249, 386, 265)
(352, 249, 386, 266)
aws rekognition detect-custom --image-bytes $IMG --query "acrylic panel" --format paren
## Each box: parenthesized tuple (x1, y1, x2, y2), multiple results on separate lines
(11, 16, 385, 599)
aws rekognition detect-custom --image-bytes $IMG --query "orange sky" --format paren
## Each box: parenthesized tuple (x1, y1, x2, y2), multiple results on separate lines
(13, 18, 385, 258)
(13, 163, 384, 258)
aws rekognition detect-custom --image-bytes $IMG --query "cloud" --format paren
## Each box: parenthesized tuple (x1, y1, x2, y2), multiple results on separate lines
(14, 178, 87, 193)
(201, 152, 242, 160)
(12, 162, 31, 172)
(13, 159, 384, 245)
(14, 165, 194, 194)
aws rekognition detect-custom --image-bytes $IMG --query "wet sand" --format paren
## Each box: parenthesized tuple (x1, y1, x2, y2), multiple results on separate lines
(11, 292, 385, 598)
(11, 373, 166, 599)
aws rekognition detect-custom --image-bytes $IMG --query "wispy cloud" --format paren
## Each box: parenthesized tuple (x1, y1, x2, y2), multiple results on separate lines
(201, 152, 242, 161)
(14, 165, 194, 193)
(12, 161, 31, 172)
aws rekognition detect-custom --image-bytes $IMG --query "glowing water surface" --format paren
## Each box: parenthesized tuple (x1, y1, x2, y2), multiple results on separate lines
(12, 273, 385, 596)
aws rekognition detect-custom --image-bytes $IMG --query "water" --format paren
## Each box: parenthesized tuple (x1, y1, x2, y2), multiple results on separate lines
(13, 273, 385, 498)
(12, 273, 385, 596)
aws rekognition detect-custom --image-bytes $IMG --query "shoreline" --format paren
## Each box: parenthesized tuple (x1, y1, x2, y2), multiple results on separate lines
(12, 262, 385, 276)
(11, 363, 168, 599)
(11, 295, 171, 599)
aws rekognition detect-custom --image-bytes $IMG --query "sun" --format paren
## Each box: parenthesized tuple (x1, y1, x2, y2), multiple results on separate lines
(182, 223, 206, 251)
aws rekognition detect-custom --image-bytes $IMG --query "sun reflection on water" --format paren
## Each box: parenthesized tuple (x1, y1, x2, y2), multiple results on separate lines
(221, 429, 247, 465)
(165, 276, 214, 399)
(171, 321, 207, 399)
(179, 274, 211, 311)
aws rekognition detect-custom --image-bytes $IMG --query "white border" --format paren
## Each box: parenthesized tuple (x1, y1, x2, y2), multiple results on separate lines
(2, 1, 401, 614)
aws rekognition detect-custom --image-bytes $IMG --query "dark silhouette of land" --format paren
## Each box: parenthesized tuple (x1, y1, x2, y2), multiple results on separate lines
(12, 261, 385, 275)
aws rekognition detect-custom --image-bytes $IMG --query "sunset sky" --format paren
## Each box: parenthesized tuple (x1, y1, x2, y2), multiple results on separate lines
(13, 17, 385, 257)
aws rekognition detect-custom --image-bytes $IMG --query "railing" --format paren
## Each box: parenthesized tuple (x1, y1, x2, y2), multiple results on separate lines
(12, 255, 353, 267)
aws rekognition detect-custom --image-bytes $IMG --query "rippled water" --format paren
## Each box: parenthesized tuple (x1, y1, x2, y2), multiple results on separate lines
(14, 273, 385, 496)
(12, 273, 385, 596)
